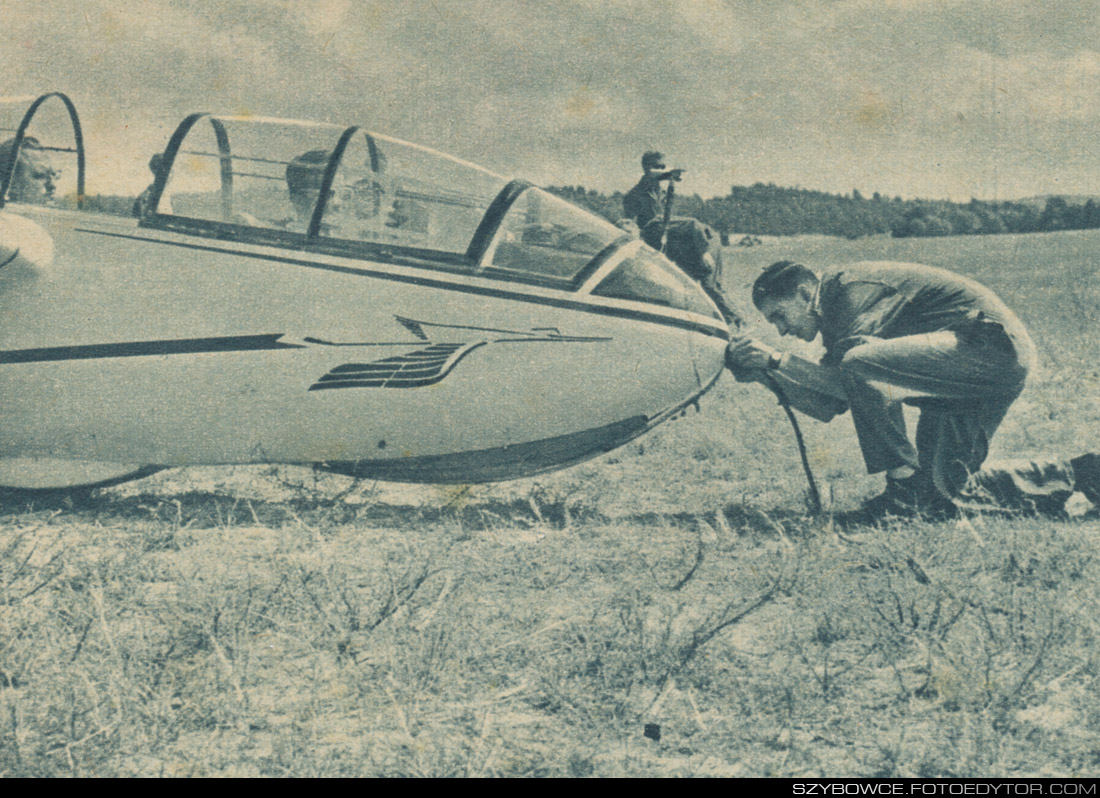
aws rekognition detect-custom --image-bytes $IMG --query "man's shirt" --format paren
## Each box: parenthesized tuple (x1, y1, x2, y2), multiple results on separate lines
(623, 173, 664, 228)
(812, 261, 1035, 367)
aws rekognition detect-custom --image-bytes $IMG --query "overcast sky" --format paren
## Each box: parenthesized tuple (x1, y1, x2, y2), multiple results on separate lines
(4, 0, 1099, 200)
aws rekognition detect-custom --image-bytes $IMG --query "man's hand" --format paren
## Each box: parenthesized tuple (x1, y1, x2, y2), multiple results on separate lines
(725, 336, 782, 382)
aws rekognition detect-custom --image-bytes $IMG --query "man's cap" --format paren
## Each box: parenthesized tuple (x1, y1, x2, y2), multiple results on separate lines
(641, 150, 666, 170)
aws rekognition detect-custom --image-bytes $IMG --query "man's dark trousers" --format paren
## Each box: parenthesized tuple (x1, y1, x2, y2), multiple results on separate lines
(838, 325, 1031, 500)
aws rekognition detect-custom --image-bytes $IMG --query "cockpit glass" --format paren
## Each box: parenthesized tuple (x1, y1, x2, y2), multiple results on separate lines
(592, 246, 721, 318)
(487, 188, 624, 282)
(156, 117, 346, 229)
(152, 114, 667, 296)
(321, 131, 504, 254)
(154, 117, 508, 260)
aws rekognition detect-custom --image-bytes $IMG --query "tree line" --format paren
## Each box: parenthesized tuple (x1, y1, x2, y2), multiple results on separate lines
(545, 183, 1100, 239)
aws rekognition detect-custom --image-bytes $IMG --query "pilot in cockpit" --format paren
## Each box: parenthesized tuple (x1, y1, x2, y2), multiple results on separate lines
(285, 148, 385, 237)
(341, 148, 430, 237)
(285, 148, 429, 241)
(285, 149, 332, 232)
(132, 153, 167, 218)
(0, 137, 59, 205)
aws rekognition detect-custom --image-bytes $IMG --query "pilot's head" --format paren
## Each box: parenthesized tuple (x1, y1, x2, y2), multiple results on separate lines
(0, 137, 59, 205)
(287, 148, 394, 234)
(641, 150, 666, 174)
(285, 149, 332, 222)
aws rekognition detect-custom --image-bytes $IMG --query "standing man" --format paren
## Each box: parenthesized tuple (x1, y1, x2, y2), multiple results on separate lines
(726, 260, 1099, 519)
(623, 150, 739, 324)
(623, 150, 684, 245)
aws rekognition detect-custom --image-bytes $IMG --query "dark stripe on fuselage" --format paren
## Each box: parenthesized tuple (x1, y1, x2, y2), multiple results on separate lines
(75, 228, 730, 341)
(318, 414, 652, 483)
(0, 334, 303, 364)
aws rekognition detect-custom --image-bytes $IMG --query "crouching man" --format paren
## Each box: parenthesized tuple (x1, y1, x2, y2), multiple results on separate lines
(726, 260, 1098, 520)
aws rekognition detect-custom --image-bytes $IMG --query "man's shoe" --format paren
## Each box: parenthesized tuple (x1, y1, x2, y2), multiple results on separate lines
(843, 475, 957, 524)
(1071, 453, 1100, 505)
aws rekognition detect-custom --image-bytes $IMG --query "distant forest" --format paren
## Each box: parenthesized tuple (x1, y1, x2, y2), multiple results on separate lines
(546, 183, 1100, 239)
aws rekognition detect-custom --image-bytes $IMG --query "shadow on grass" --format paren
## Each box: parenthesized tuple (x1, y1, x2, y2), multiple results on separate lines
(11, 470, 1058, 537)
(0, 482, 833, 539)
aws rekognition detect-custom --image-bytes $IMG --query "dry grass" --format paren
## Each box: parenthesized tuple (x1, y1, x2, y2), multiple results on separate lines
(2, 230, 1099, 776)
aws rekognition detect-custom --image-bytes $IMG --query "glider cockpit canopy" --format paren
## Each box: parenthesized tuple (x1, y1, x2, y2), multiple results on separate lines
(148, 115, 506, 259)
(0, 96, 720, 319)
(146, 114, 719, 317)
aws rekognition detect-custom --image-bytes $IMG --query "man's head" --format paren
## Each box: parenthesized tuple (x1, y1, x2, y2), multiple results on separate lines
(0, 137, 59, 205)
(752, 261, 820, 341)
(285, 149, 332, 222)
(287, 149, 387, 228)
(641, 150, 666, 173)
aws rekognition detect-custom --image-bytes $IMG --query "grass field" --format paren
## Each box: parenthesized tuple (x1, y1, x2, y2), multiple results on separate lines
(2, 230, 1099, 777)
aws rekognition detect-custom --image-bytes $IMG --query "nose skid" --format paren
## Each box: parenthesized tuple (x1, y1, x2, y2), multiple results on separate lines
(319, 321, 729, 484)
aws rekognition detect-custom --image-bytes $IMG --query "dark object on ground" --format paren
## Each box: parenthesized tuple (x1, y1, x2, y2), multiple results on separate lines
(644, 723, 661, 741)
(1072, 453, 1100, 505)
(839, 474, 959, 525)
(738, 235, 763, 247)
(835, 454, 1100, 525)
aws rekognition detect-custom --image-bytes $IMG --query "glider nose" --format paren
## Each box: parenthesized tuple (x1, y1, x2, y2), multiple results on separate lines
(691, 311, 731, 389)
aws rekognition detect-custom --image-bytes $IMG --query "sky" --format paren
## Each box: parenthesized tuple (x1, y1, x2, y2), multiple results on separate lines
(4, 0, 1100, 201)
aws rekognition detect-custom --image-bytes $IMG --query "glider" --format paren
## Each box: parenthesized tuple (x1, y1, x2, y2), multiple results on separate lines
(0, 93, 729, 489)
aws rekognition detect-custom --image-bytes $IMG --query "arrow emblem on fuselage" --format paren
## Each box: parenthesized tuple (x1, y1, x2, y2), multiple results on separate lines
(305, 315, 610, 391)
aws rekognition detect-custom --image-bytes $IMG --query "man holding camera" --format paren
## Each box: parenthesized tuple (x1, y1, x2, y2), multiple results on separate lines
(623, 150, 684, 241)
(622, 150, 738, 323)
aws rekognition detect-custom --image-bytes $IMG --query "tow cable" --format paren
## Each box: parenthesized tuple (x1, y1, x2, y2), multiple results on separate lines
(763, 373, 823, 515)
(657, 179, 822, 516)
